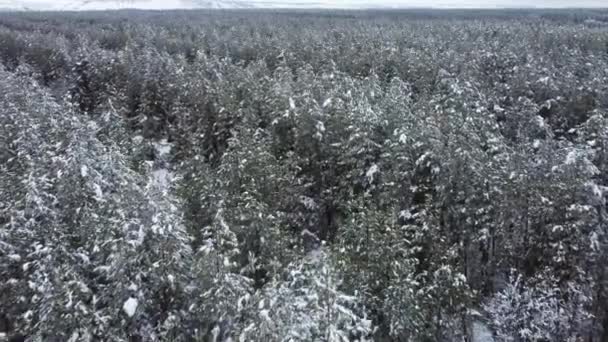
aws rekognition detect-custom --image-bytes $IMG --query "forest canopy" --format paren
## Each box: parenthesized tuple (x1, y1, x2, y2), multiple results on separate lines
(1, 8, 608, 342)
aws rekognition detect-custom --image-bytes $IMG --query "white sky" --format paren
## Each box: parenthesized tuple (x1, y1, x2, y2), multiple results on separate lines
(3, 0, 607, 9)
(350, 0, 607, 7)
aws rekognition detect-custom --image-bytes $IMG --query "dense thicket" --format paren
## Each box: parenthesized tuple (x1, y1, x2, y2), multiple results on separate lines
(1, 9, 608, 342)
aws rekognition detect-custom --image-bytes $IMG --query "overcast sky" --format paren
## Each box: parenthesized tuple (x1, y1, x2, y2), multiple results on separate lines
(3, 0, 607, 9)
(352, 0, 607, 6)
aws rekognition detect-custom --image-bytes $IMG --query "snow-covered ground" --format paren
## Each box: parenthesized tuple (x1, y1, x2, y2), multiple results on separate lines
(0, 0, 379, 10)
(2, 0, 246, 10)
(151, 139, 174, 191)
(472, 320, 495, 342)
(3, 0, 606, 11)
(152, 168, 172, 189)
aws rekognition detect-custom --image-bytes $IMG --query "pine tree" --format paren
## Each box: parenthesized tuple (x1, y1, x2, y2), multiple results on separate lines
(0, 67, 193, 341)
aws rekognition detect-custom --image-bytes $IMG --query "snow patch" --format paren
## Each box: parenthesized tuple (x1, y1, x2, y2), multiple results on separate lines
(399, 133, 408, 144)
(538, 76, 551, 84)
(365, 164, 379, 183)
(132, 135, 144, 145)
(152, 168, 172, 189)
(316, 121, 326, 133)
(565, 150, 578, 165)
(299, 196, 318, 210)
(123, 297, 138, 317)
(7, 254, 21, 262)
(399, 210, 413, 220)
(586, 181, 606, 206)
(74, 252, 89, 264)
(314, 121, 326, 140)
(535, 115, 545, 128)
(472, 320, 494, 342)
(289, 97, 296, 110)
(80, 165, 88, 177)
(416, 151, 432, 167)
(588, 182, 603, 199)
(93, 184, 104, 200)
(301, 229, 320, 242)
(260, 309, 271, 322)
(211, 325, 221, 341)
(153, 140, 172, 159)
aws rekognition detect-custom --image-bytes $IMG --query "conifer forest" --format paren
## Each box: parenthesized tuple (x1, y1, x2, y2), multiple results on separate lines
(1, 8, 608, 342)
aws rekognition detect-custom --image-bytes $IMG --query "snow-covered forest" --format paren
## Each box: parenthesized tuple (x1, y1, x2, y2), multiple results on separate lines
(1, 8, 608, 342)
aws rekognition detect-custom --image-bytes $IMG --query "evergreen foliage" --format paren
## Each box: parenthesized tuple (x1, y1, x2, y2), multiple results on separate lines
(1, 8, 608, 341)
